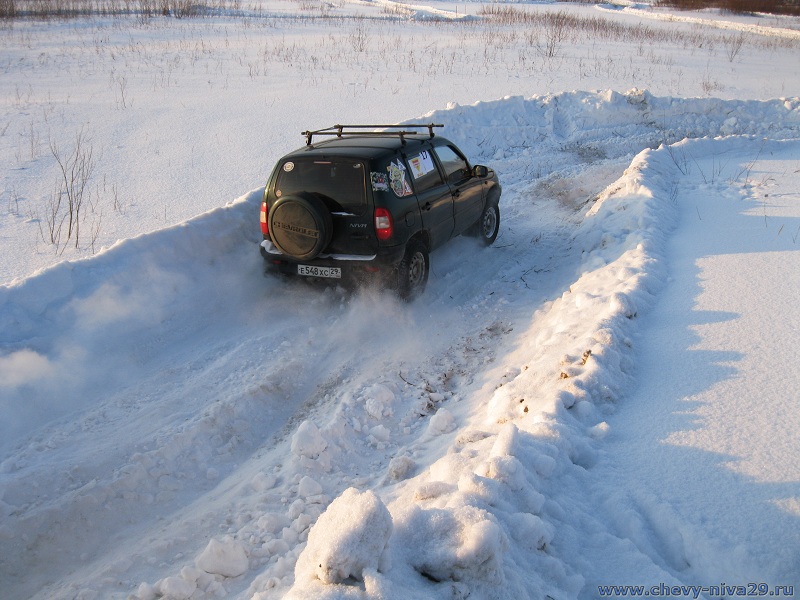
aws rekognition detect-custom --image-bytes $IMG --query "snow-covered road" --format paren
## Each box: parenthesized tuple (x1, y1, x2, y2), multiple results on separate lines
(2, 90, 800, 599)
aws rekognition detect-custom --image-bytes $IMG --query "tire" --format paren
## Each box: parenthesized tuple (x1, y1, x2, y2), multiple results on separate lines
(268, 193, 333, 261)
(477, 202, 499, 245)
(396, 239, 429, 300)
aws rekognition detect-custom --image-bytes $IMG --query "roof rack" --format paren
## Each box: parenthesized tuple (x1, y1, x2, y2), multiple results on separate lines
(302, 123, 444, 146)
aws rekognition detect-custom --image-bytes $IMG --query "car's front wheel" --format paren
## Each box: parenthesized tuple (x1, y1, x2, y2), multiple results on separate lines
(478, 203, 500, 245)
(396, 240, 429, 300)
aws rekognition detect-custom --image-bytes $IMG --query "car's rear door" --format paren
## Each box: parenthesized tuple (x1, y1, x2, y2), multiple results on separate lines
(404, 148, 454, 250)
(274, 157, 376, 257)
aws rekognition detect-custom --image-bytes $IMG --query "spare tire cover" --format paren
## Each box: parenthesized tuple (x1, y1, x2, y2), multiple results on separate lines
(268, 193, 333, 261)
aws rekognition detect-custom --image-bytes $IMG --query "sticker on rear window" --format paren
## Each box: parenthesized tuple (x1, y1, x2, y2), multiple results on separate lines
(283, 162, 294, 172)
(371, 172, 389, 192)
(388, 161, 412, 198)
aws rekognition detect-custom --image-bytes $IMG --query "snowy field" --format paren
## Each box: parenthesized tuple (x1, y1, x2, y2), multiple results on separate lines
(1, 1, 799, 599)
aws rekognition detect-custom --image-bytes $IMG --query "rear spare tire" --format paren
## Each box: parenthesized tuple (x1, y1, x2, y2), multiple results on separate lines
(268, 193, 333, 261)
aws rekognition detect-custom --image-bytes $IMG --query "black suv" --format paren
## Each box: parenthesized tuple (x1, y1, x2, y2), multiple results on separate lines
(259, 124, 501, 299)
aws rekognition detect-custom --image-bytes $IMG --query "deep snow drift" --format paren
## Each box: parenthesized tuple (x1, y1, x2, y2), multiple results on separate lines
(2, 3, 800, 600)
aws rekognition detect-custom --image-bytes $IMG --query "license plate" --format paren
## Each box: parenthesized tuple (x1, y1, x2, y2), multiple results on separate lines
(297, 264, 341, 279)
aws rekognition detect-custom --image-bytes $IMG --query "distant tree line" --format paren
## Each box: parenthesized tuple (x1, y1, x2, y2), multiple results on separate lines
(655, 0, 800, 16)
(0, 0, 244, 19)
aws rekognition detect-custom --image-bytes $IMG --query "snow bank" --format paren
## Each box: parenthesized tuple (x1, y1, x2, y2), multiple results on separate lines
(0, 190, 262, 449)
(421, 91, 800, 178)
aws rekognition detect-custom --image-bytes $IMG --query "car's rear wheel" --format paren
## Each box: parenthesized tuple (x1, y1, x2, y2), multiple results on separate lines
(396, 240, 429, 300)
(478, 203, 499, 245)
(268, 192, 333, 261)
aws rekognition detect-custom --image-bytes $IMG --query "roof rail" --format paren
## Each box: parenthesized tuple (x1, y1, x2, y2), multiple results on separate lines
(302, 123, 444, 146)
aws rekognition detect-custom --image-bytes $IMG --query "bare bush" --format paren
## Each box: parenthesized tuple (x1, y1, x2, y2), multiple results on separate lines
(6, 188, 22, 215)
(41, 130, 96, 253)
(542, 10, 572, 58)
(348, 23, 370, 53)
(701, 65, 724, 95)
(725, 31, 747, 62)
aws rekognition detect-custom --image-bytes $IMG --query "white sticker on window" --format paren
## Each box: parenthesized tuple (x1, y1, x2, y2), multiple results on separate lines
(408, 150, 435, 180)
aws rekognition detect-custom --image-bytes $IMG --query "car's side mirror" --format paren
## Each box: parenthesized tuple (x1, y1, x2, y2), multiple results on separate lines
(473, 165, 489, 178)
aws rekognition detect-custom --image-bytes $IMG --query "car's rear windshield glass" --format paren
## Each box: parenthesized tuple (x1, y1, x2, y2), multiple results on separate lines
(275, 159, 367, 214)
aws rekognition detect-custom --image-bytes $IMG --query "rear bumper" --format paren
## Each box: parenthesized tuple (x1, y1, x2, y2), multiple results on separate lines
(260, 240, 405, 276)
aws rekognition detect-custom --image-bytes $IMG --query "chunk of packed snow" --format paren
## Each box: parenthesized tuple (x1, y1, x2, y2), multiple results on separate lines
(156, 576, 195, 600)
(427, 407, 456, 435)
(386, 455, 416, 481)
(291, 420, 327, 459)
(196, 537, 249, 578)
(292, 488, 392, 586)
(250, 472, 276, 492)
(364, 384, 395, 419)
(298, 475, 323, 498)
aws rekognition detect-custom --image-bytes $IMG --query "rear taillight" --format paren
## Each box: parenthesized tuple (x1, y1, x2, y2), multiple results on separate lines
(260, 201, 269, 235)
(374, 208, 393, 241)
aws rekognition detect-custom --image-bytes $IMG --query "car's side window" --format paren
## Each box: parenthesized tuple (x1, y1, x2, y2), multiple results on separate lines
(434, 146, 470, 184)
(406, 149, 444, 193)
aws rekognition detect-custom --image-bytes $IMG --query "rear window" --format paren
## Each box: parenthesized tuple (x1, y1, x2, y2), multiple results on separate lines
(275, 159, 367, 214)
